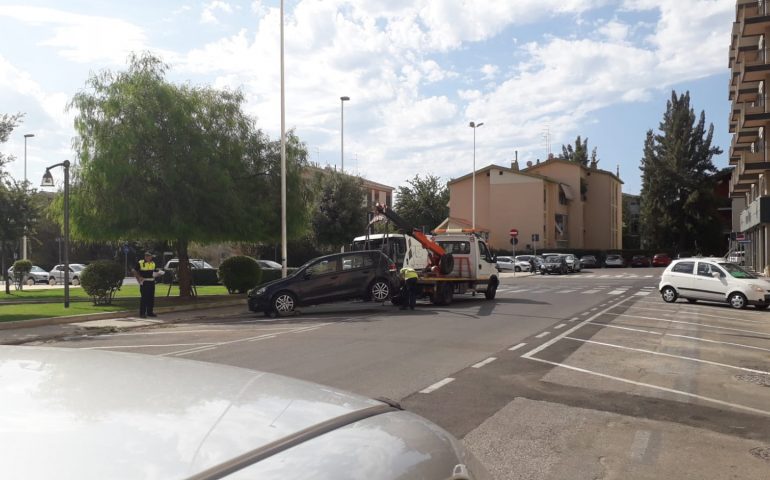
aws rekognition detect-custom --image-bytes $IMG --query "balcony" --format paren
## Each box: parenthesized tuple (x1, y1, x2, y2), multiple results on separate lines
(730, 142, 750, 165)
(740, 196, 770, 230)
(740, 100, 770, 129)
(741, 48, 770, 83)
(740, 148, 770, 174)
(743, 1, 770, 36)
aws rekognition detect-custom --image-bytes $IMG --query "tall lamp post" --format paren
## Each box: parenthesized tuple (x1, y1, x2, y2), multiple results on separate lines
(41, 160, 70, 308)
(22, 133, 34, 259)
(279, 0, 287, 278)
(469, 121, 484, 230)
(340, 96, 350, 172)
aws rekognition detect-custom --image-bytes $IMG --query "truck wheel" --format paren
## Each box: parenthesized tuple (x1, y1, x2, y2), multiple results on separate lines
(485, 278, 498, 300)
(439, 254, 454, 275)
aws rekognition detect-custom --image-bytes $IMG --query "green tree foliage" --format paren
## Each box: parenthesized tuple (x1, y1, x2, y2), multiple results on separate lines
(558, 135, 598, 167)
(64, 53, 309, 297)
(310, 170, 367, 249)
(218, 255, 262, 294)
(393, 174, 449, 231)
(639, 91, 723, 253)
(0, 113, 38, 294)
(80, 260, 124, 305)
(11, 259, 32, 291)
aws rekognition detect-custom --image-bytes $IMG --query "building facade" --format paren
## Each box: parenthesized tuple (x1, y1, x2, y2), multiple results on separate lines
(304, 164, 393, 210)
(444, 157, 623, 252)
(728, 0, 770, 273)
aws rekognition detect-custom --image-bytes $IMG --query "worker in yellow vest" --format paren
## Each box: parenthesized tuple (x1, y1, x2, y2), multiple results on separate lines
(132, 252, 163, 318)
(399, 266, 419, 310)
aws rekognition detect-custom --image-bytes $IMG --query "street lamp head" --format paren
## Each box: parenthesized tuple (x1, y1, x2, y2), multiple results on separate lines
(469, 121, 484, 128)
(41, 169, 54, 187)
(24, 133, 35, 138)
(340, 96, 350, 102)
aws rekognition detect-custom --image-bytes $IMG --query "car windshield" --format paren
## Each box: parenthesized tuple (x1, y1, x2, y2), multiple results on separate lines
(71, 265, 85, 271)
(191, 260, 213, 269)
(31, 266, 46, 273)
(544, 255, 560, 262)
(717, 262, 757, 279)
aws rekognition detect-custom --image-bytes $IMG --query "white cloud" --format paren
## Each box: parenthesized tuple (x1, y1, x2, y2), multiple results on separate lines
(481, 64, 498, 81)
(0, 55, 71, 129)
(201, 1, 234, 24)
(598, 20, 630, 43)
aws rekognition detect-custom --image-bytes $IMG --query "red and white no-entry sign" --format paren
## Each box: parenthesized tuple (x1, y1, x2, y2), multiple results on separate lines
(509, 228, 518, 237)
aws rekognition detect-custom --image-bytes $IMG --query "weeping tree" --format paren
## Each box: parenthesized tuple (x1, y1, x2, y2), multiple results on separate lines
(63, 53, 309, 297)
(639, 91, 723, 253)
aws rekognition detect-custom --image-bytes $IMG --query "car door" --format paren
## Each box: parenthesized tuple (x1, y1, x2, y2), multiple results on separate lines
(476, 240, 496, 278)
(694, 262, 729, 301)
(51, 265, 62, 283)
(338, 253, 375, 299)
(667, 261, 696, 298)
(297, 257, 342, 305)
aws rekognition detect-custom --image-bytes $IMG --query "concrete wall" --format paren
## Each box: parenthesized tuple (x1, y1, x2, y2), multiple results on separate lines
(526, 161, 585, 248)
(584, 170, 623, 249)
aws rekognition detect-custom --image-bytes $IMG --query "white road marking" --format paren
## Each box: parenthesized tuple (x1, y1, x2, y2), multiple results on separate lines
(175, 346, 218, 356)
(556, 290, 576, 293)
(563, 336, 770, 376)
(589, 308, 598, 312)
(630, 430, 652, 461)
(472, 357, 497, 368)
(249, 334, 277, 342)
(508, 343, 527, 351)
(582, 289, 600, 294)
(604, 313, 770, 336)
(608, 290, 627, 295)
(644, 275, 654, 278)
(554, 323, 567, 330)
(420, 377, 455, 393)
(623, 305, 767, 324)
(568, 317, 580, 322)
(85, 342, 216, 350)
(634, 291, 650, 296)
(508, 289, 530, 293)
(586, 322, 663, 336)
(535, 331, 551, 339)
(581, 312, 591, 316)
(525, 357, 770, 417)
(599, 275, 612, 278)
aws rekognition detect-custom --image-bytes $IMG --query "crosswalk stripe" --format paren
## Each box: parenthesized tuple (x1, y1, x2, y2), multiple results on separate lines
(634, 291, 651, 296)
(608, 289, 628, 295)
(582, 289, 600, 294)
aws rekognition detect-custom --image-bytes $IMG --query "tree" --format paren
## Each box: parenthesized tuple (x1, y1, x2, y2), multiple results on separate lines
(639, 91, 723, 253)
(558, 135, 598, 167)
(0, 113, 38, 294)
(393, 174, 449, 231)
(310, 169, 367, 249)
(64, 53, 309, 297)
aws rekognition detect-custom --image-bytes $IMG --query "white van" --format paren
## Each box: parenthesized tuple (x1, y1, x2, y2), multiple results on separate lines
(658, 258, 770, 309)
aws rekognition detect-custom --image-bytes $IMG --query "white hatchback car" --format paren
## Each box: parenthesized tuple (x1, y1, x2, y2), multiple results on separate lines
(658, 258, 770, 309)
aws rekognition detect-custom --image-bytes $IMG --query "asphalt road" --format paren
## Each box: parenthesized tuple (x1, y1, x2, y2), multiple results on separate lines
(39, 267, 770, 479)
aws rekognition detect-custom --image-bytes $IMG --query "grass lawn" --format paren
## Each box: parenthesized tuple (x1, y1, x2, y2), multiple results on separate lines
(0, 284, 230, 303)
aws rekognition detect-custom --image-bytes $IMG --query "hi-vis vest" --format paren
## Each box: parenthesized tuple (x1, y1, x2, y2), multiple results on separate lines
(400, 267, 418, 280)
(138, 260, 156, 280)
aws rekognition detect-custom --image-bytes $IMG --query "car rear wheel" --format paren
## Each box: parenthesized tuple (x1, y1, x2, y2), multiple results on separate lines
(369, 279, 391, 303)
(71, 277, 80, 286)
(661, 286, 677, 303)
(26, 278, 35, 286)
(514, 266, 521, 272)
(728, 292, 747, 309)
(272, 291, 296, 315)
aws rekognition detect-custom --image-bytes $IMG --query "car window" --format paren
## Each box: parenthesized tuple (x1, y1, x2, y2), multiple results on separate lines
(308, 258, 340, 276)
(437, 241, 470, 254)
(167, 261, 178, 269)
(671, 261, 694, 274)
(341, 254, 371, 270)
(718, 262, 757, 279)
(31, 267, 46, 273)
(260, 260, 282, 269)
(697, 263, 719, 277)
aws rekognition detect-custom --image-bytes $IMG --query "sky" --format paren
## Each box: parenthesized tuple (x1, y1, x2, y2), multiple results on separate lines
(0, 0, 735, 196)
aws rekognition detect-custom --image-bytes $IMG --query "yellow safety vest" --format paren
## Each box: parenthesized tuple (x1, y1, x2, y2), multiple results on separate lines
(138, 260, 156, 271)
(400, 267, 418, 280)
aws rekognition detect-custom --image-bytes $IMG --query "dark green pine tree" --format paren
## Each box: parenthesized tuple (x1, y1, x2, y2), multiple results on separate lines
(559, 135, 598, 167)
(639, 91, 723, 254)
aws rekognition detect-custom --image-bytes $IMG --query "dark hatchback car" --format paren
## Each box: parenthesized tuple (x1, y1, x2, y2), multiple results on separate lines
(541, 254, 569, 275)
(580, 255, 599, 268)
(248, 251, 399, 315)
(630, 255, 651, 267)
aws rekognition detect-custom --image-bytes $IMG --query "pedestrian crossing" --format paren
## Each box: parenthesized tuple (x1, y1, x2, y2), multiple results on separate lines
(552, 273, 657, 279)
(497, 285, 656, 296)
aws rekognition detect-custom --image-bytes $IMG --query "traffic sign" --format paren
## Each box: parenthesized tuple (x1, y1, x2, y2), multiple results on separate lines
(510, 228, 518, 237)
(736, 232, 746, 241)
(531, 233, 539, 242)
(510, 237, 519, 245)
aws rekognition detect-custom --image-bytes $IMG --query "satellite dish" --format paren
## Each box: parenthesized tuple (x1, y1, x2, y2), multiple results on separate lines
(526, 161, 533, 167)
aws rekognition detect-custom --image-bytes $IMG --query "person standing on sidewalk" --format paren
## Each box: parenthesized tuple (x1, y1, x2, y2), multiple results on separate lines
(399, 266, 419, 311)
(132, 252, 162, 318)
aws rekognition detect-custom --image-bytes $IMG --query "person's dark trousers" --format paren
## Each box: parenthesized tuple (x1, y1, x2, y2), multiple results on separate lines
(405, 278, 417, 310)
(139, 280, 155, 317)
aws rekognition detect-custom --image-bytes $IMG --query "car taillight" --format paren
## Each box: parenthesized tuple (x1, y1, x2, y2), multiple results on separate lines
(388, 263, 396, 272)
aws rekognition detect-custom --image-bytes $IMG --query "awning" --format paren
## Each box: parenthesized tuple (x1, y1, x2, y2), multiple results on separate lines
(559, 183, 575, 201)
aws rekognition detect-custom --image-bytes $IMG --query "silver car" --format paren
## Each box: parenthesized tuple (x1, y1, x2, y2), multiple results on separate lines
(7, 265, 49, 285)
(48, 263, 86, 285)
(0, 346, 491, 479)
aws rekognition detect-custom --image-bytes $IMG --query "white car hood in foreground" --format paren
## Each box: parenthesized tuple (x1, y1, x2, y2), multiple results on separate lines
(0, 346, 485, 480)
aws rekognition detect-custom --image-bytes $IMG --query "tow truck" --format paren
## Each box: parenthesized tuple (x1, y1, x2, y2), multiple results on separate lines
(370, 203, 500, 305)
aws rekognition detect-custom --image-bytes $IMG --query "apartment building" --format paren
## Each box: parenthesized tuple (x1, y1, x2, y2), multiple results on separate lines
(444, 157, 623, 252)
(304, 164, 393, 209)
(728, 0, 770, 273)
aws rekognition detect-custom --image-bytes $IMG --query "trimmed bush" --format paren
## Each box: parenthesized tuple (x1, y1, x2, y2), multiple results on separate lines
(11, 259, 32, 291)
(218, 256, 262, 294)
(80, 261, 124, 305)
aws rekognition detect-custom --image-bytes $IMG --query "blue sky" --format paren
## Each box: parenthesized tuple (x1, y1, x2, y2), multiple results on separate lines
(0, 0, 734, 195)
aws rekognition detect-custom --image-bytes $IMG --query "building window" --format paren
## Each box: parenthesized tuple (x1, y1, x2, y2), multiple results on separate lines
(386, 193, 392, 207)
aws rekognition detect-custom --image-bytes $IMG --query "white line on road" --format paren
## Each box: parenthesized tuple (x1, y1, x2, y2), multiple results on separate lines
(604, 313, 770, 336)
(556, 290, 576, 293)
(524, 357, 770, 417)
(568, 317, 580, 322)
(554, 323, 567, 330)
(249, 334, 277, 342)
(563, 336, 770, 376)
(623, 305, 767, 324)
(582, 289, 600, 294)
(535, 331, 551, 339)
(419, 378, 455, 394)
(84, 342, 216, 350)
(508, 343, 527, 351)
(608, 290, 627, 295)
(472, 357, 497, 368)
(644, 275, 654, 278)
(589, 308, 598, 312)
(175, 346, 218, 356)
(630, 430, 652, 461)
(634, 291, 650, 296)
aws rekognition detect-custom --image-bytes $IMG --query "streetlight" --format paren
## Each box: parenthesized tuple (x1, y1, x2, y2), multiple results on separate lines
(22, 133, 34, 260)
(280, 0, 287, 278)
(41, 160, 70, 308)
(469, 121, 484, 230)
(340, 96, 350, 172)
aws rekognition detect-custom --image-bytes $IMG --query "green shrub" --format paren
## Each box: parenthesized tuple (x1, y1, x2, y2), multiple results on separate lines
(80, 261, 124, 305)
(11, 259, 32, 291)
(218, 256, 262, 294)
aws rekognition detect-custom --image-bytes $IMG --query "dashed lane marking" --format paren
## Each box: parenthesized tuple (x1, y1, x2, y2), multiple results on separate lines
(554, 323, 567, 330)
(582, 289, 600, 294)
(419, 377, 455, 394)
(556, 290, 576, 293)
(535, 331, 551, 339)
(603, 312, 770, 336)
(472, 357, 497, 368)
(634, 291, 650, 296)
(608, 289, 627, 295)
(508, 343, 527, 351)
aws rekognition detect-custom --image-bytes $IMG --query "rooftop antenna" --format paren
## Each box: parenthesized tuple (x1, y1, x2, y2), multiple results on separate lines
(542, 126, 551, 158)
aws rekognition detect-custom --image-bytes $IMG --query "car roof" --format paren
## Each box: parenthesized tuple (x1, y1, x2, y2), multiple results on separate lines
(0, 346, 385, 479)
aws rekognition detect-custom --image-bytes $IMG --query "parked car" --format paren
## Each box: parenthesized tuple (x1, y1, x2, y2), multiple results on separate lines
(0, 345, 491, 479)
(248, 250, 399, 316)
(541, 254, 569, 275)
(7, 265, 49, 286)
(496, 256, 530, 272)
(580, 255, 599, 269)
(257, 259, 282, 270)
(604, 254, 626, 268)
(161, 258, 219, 285)
(542, 253, 580, 272)
(516, 255, 544, 272)
(659, 258, 770, 309)
(630, 255, 651, 268)
(652, 253, 672, 267)
(48, 264, 86, 285)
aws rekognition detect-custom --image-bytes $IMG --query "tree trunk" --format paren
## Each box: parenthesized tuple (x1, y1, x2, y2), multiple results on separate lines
(177, 239, 192, 298)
